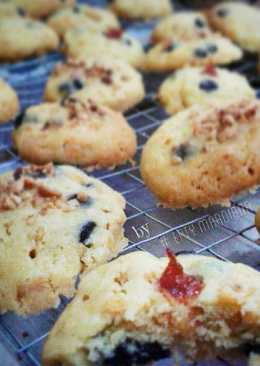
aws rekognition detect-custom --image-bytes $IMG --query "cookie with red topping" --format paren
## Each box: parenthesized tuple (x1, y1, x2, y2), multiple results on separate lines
(141, 99, 260, 208)
(144, 35, 242, 72)
(13, 98, 137, 168)
(158, 66, 255, 115)
(44, 58, 145, 112)
(64, 27, 144, 69)
(42, 250, 260, 365)
(110, 0, 173, 20)
(0, 163, 127, 315)
(208, 2, 260, 53)
(48, 4, 120, 38)
(151, 11, 212, 44)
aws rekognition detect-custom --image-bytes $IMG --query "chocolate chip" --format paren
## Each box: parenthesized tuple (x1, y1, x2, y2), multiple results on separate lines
(13, 167, 23, 181)
(14, 111, 25, 129)
(243, 344, 260, 356)
(73, 5, 80, 13)
(207, 44, 218, 54)
(217, 8, 228, 17)
(79, 221, 96, 244)
(199, 79, 218, 92)
(195, 18, 205, 28)
(17, 7, 26, 16)
(26, 171, 47, 179)
(58, 79, 83, 98)
(144, 44, 153, 52)
(73, 79, 84, 90)
(103, 339, 170, 366)
(174, 143, 197, 161)
(194, 48, 207, 58)
(164, 43, 176, 52)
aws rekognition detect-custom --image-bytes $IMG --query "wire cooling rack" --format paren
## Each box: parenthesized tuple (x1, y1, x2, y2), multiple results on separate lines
(1, 3, 260, 366)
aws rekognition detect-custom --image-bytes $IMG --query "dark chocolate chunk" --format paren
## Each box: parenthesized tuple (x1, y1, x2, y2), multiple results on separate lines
(207, 44, 218, 54)
(14, 112, 25, 129)
(143, 44, 153, 52)
(195, 18, 205, 28)
(103, 339, 171, 366)
(199, 79, 218, 92)
(13, 167, 23, 181)
(174, 143, 197, 161)
(17, 7, 26, 16)
(73, 79, 84, 90)
(79, 221, 96, 244)
(73, 5, 80, 13)
(194, 48, 207, 58)
(164, 43, 176, 52)
(217, 8, 228, 17)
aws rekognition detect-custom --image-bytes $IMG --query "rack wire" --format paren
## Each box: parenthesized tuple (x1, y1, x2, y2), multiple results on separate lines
(0, 6, 260, 366)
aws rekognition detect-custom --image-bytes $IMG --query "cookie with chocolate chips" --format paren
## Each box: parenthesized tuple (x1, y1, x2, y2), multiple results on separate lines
(208, 2, 260, 53)
(48, 4, 120, 38)
(44, 58, 145, 112)
(43, 251, 260, 365)
(0, 78, 19, 124)
(64, 27, 144, 69)
(0, 163, 127, 315)
(13, 98, 137, 168)
(0, 16, 59, 61)
(0, 2, 27, 17)
(141, 100, 260, 208)
(110, 0, 172, 20)
(151, 11, 212, 44)
(7, 0, 75, 19)
(144, 35, 242, 72)
(158, 66, 255, 115)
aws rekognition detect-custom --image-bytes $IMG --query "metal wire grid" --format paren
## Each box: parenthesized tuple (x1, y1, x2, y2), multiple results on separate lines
(0, 92, 260, 365)
(0, 13, 260, 366)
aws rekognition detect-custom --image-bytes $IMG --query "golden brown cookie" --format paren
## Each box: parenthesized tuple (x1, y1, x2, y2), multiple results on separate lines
(141, 100, 260, 208)
(13, 98, 137, 168)
(0, 78, 19, 123)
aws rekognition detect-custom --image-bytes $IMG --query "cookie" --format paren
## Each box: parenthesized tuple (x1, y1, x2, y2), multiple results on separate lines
(158, 65, 255, 115)
(48, 4, 120, 38)
(13, 98, 137, 168)
(141, 100, 260, 208)
(42, 250, 260, 365)
(64, 28, 144, 69)
(0, 17, 59, 62)
(44, 58, 145, 112)
(151, 11, 213, 44)
(110, 0, 173, 20)
(0, 78, 19, 124)
(4, 0, 75, 18)
(144, 35, 242, 72)
(0, 163, 127, 315)
(0, 2, 26, 17)
(208, 2, 260, 53)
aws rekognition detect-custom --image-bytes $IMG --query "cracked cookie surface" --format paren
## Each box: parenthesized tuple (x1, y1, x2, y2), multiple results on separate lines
(0, 163, 127, 315)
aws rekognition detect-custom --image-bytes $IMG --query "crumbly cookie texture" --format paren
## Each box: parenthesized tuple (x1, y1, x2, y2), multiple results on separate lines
(0, 163, 127, 315)
(0, 78, 19, 123)
(13, 98, 137, 168)
(208, 2, 260, 53)
(44, 58, 145, 112)
(64, 28, 144, 69)
(0, 17, 59, 62)
(110, 0, 173, 20)
(42, 251, 260, 365)
(141, 99, 260, 208)
(6, 0, 75, 18)
(158, 66, 255, 115)
(151, 11, 213, 44)
(144, 35, 242, 72)
(48, 4, 120, 38)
